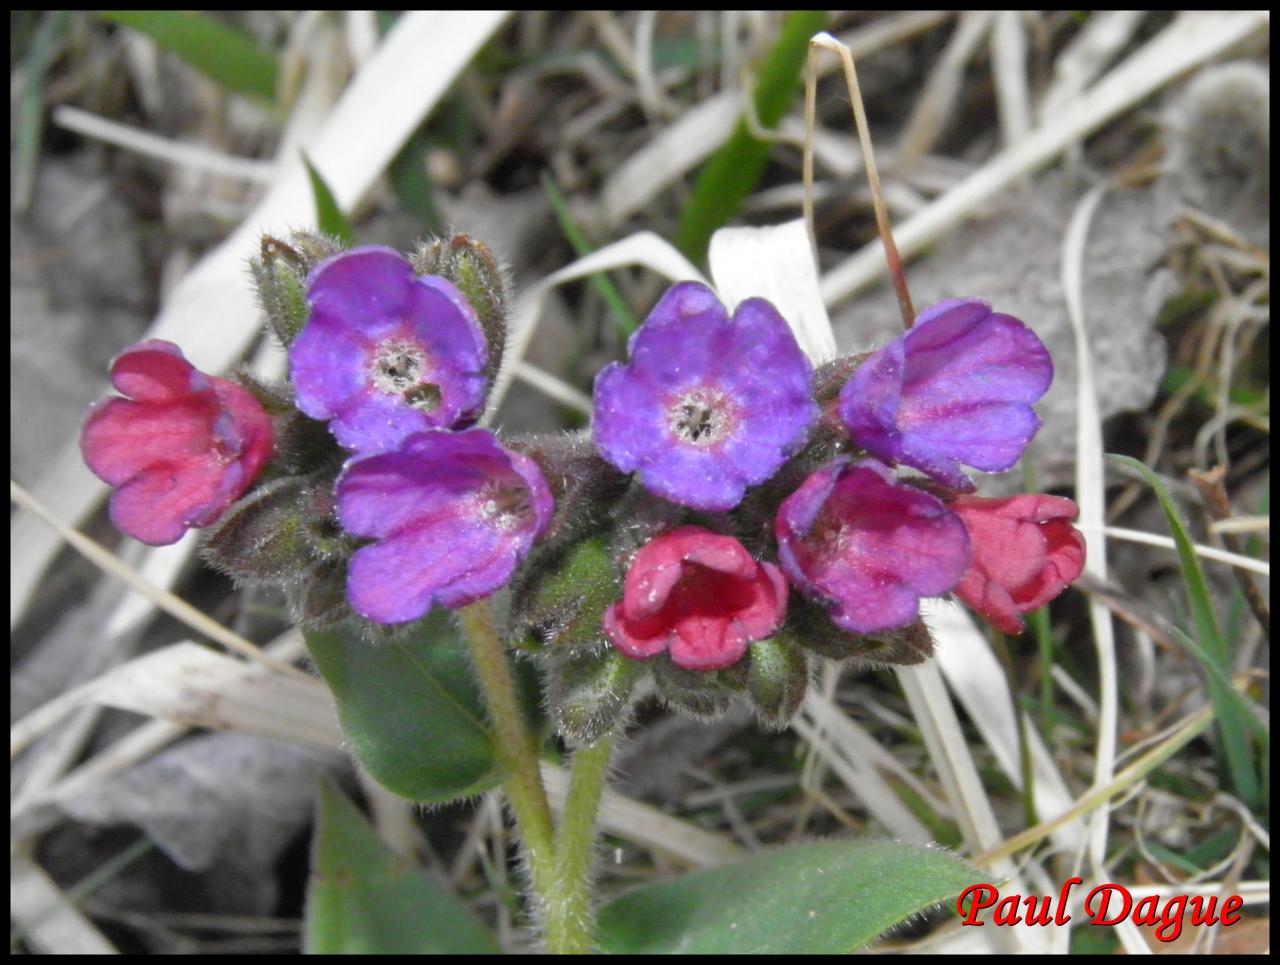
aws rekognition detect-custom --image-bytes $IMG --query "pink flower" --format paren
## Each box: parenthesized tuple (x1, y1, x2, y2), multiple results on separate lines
(603, 526, 788, 671)
(950, 494, 1086, 634)
(81, 340, 274, 546)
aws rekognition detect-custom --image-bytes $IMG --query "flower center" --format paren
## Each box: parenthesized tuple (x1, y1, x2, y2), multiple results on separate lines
(668, 388, 734, 446)
(370, 338, 440, 412)
(476, 480, 531, 533)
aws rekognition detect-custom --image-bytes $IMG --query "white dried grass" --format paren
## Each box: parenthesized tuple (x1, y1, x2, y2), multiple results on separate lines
(990, 11, 1031, 149)
(541, 763, 744, 868)
(793, 699, 933, 844)
(10, 852, 118, 955)
(1037, 11, 1145, 124)
(10, 639, 338, 759)
(925, 600, 1083, 854)
(10, 11, 512, 629)
(894, 11, 995, 171)
(708, 219, 836, 362)
(820, 12, 1272, 308)
(10, 480, 304, 679)
(1081, 525, 1271, 577)
(1063, 184, 1152, 955)
(53, 105, 275, 182)
(15, 719, 187, 818)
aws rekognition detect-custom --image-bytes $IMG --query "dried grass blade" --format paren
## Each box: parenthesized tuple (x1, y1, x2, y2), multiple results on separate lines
(11, 642, 339, 758)
(821, 12, 1271, 307)
(708, 219, 836, 361)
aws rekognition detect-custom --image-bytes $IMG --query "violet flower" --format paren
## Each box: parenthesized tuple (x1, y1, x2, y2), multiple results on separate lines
(336, 429, 553, 624)
(775, 458, 970, 634)
(290, 246, 488, 455)
(603, 526, 788, 671)
(593, 282, 817, 511)
(837, 299, 1052, 490)
(81, 340, 274, 546)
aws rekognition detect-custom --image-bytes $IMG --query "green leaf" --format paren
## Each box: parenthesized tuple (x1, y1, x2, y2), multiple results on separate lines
(304, 615, 502, 802)
(675, 11, 827, 262)
(98, 11, 278, 101)
(598, 839, 983, 954)
(1108, 454, 1260, 809)
(305, 777, 500, 954)
(303, 154, 355, 245)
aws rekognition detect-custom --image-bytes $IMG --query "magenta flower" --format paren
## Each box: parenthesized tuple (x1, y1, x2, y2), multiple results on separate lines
(80, 340, 274, 546)
(837, 299, 1052, 490)
(593, 282, 817, 511)
(603, 526, 788, 671)
(336, 428, 553, 624)
(290, 246, 489, 455)
(775, 458, 970, 634)
(950, 493, 1086, 634)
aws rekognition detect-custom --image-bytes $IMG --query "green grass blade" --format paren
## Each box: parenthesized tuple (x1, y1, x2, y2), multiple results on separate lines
(99, 11, 278, 101)
(1108, 454, 1260, 808)
(303, 154, 355, 245)
(1167, 626, 1269, 748)
(13, 11, 70, 213)
(389, 132, 442, 233)
(540, 171, 638, 336)
(675, 10, 827, 262)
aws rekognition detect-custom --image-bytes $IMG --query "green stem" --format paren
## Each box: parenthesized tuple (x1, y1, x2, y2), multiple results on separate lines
(549, 735, 617, 953)
(456, 603, 560, 941)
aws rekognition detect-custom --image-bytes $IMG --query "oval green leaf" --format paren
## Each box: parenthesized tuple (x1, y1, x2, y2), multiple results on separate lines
(304, 614, 501, 802)
(598, 839, 985, 954)
(306, 777, 501, 954)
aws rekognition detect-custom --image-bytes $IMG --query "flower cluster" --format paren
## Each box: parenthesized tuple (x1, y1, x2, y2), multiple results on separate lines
(82, 232, 1084, 739)
(83, 237, 549, 633)
(590, 289, 1083, 663)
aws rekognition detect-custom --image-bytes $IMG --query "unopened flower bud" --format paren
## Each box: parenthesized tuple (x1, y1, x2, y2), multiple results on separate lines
(543, 642, 642, 746)
(250, 232, 344, 346)
(411, 233, 510, 389)
(508, 533, 621, 652)
(745, 635, 810, 730)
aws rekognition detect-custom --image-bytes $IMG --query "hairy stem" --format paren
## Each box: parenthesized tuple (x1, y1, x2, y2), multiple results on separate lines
(550, 735, 617, 953)
(457, 602, 570, 949)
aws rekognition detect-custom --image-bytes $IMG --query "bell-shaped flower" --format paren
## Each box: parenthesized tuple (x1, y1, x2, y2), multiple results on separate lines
(81, 340, 274, 546)
(837, 299, 1052, 490)
(593, 282, 817, 511)
(335, 428, 553, 624)
(776, 458, 970, 634)
(603, 526, 788, 671)
(290, 246, 489, 454)
(950, 493, 1086, 633)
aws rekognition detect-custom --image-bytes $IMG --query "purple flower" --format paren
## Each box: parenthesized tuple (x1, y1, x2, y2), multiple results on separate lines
(837, 299, 1052, 490)
(775, 458, 970, 634)
(336, 428, 553, 624)
(290, 246, 489, 454)
(593, 282, 817, 511)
